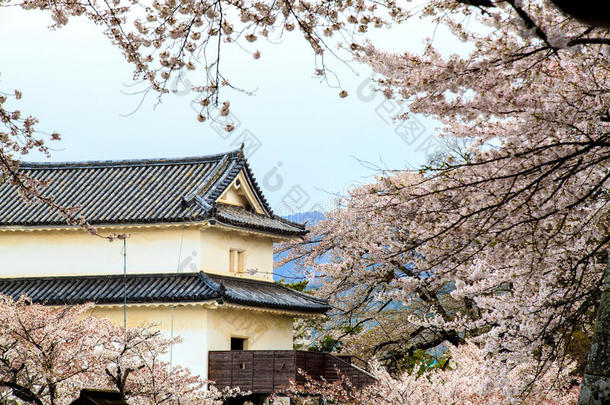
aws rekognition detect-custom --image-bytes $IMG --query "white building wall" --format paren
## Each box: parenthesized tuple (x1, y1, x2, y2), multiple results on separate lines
(0, 222, 294, 379)
(206, 307, 294, 352)
(200, 227, 274, 280)
(89, 304, 295, 380)
(0, 225, 274, 280)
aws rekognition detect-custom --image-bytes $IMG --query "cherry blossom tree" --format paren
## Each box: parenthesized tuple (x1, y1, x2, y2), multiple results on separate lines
(278, 1, 609, 402)
(0, 295, 234, 405)
(286, 343, 581, 405)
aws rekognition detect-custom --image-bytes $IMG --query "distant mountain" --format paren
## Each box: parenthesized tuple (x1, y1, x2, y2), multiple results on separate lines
(282, 211, 325, 226)
(274, 211, 325, 286)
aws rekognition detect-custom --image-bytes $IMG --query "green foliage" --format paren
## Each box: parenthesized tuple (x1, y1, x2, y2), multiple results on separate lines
(381, 348, 452, 377)
(308, 334, 342, 353)
(277, 278, 309, 292)
(307, 323, 364, 353)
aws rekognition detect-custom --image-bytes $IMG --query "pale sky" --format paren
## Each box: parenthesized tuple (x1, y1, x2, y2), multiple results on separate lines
(0, 7, 465, 215)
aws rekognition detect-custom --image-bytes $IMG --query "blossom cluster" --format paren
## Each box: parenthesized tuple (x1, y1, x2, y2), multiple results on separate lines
(10, 0, 408, 120)
(287, 343, 581, 404)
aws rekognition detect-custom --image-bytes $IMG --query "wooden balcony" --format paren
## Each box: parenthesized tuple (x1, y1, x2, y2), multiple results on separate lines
(208, 350, 376, 394)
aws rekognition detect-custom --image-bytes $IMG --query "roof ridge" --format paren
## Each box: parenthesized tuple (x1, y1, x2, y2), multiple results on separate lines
(0, 272, 204, 282)
(182, 154, 232, 208)
(196, 271, 223, 294)
(19, 149, 242, 170)
(200, 156, 243, 205)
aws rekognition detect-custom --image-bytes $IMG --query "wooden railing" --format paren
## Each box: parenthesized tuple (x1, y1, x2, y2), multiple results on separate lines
(208, 350, 376, 394)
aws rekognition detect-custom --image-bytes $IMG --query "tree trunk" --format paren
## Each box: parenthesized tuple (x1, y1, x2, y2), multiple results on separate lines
(578, 254, 610, 404)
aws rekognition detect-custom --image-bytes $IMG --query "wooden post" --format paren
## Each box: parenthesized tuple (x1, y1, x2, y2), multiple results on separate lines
(578, 253, 610, 404)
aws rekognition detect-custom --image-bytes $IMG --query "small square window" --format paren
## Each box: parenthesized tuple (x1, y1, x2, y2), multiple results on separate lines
(229, 249, 245, 273)
(231, 337, 247, 351)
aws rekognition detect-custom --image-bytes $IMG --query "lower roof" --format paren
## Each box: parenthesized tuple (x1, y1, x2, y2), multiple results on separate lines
(0, 272, 329, 314)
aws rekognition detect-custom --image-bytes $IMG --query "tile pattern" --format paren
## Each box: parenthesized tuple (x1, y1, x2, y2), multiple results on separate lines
(0, 149, 306, 236)
(0, 272, 329, 313)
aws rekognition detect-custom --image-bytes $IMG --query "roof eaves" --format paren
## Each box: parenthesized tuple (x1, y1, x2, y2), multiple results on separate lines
(270, 282, 330, 306)
(205, 273, 330, 313)
(221, 295, 329, 313)
(270, 214, 307, 231)
(211, 217, 307, 238)
(0, 272, 224, 306)
(0, 214, 213, 227)
(182, 153, 231, 207)
(212, 204, 306, 234)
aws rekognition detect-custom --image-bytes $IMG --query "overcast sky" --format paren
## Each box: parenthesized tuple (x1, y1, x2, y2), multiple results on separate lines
(0, 7, 465, 215)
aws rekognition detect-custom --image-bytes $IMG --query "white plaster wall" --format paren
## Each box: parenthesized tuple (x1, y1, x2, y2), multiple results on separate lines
(206, 307, 294, 351)
(89, 305, 295, 380)
(200, 227, 274, 280)
(0, 225, 276, 279)
(0, 227, 201, 277)
(90, 304, 209, 379)
(218, 187, 249, 208)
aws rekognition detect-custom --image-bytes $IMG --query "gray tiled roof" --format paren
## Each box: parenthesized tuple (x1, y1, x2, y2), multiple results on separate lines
(207, 273, 330, 312)
(214, 204, 308, 235)
(0, 148, 306, 236)
(0, 272, 218, 305)
(0, 272, 329, 313)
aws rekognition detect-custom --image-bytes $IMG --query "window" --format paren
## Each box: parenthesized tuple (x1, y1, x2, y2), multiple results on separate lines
(229, 249, 245, 273)
(231, 337, 247, 351)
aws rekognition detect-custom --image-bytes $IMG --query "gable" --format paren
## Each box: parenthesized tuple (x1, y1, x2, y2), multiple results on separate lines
(217, 171, 265, 214)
